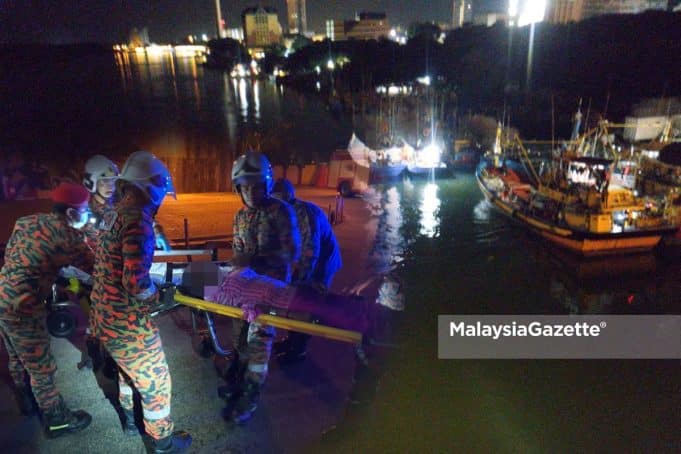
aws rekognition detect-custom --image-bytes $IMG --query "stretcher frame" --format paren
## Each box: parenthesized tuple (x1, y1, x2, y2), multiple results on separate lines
(174, 292, 364, 345)
(153, 252, 367, 364)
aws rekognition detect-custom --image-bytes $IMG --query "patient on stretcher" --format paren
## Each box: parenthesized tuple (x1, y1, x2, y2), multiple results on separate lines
(206, 266, 369, 333)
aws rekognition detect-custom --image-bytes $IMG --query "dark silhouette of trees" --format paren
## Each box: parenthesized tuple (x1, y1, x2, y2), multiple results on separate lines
(281, 11, 681, 138)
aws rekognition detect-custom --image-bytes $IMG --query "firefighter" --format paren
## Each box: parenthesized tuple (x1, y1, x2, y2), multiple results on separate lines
(79, 154, 120, 371)
(219, 151, 300, 424)
(82, 154, 119, 230)
(271, 178, 342, 362)
(0, 182, 95, 438)
(89, 151, 191, 453)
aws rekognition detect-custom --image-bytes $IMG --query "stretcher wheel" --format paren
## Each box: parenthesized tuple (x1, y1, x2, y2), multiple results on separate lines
(192, 335, 215, 358)
(47, 309, 76, 338)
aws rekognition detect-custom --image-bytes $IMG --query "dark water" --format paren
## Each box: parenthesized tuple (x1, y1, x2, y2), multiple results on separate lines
(2, 51, 679, 451)
(1, 50, 352, 192)
(319, 176, 680, 452)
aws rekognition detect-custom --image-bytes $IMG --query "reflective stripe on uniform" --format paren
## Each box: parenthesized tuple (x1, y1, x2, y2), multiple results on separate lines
(143, 406, 171, 420)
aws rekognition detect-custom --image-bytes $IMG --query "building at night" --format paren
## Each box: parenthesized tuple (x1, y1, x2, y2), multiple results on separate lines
(242, 6, 283, 49)
(581, 0, 667, 19)
(473, 12, 509, 26)
(452, 0, 474, 28)
(325, 12, 390, 41)
(286, 0, 307, 34)
(546, 0, 585, 23)
(128, 27, 150, 47)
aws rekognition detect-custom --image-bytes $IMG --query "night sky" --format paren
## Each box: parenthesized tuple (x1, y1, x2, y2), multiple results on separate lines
(0, 0, 504, 44)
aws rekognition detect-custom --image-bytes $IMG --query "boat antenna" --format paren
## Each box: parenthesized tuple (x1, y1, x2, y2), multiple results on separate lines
(603, 88, 611, 119)
(551, 94, 555, 153)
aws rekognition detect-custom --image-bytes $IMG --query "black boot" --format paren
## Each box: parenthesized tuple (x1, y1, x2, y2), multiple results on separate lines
(43, 400, 92, 438)
(13, 386, 37, 416)
(151, 431, 192, 454)
(122, 408, 138, 435)
(231, 379, 261, 424)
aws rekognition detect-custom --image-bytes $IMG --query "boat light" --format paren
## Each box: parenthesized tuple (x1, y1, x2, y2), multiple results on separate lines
(422, 143, 442, 165)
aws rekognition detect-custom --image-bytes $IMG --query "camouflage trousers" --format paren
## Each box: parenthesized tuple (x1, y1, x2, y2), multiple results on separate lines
(102, 322, 173, 440)
(231, 319, 275, 385)
(0, 315, 62, 411)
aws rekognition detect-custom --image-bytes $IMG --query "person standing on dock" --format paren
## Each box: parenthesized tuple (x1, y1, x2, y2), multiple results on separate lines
(220, 151, 300, 424)
(89, 151, 192, 453)
(0, 182, 95, 438)
(79, 154, 119, 371)
(271, 177, 342, 363)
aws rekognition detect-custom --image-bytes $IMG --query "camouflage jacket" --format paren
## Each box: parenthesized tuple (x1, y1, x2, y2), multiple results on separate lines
(0, 213, 94, 317)
(232, 197, 301, 282)
(89, 193, 159, 340)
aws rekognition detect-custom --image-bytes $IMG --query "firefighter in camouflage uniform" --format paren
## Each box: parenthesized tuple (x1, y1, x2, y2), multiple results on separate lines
(0, 182, 95, 438)
(218, 150, 300, 424)
(272, 178, 342, 363)
(89, 151, 191, 454)
(78, 154, 120, 371)
(82, 154, 120, 235)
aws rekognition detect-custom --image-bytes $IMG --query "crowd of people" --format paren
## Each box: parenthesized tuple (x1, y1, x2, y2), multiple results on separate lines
(0, 149, 343, 453)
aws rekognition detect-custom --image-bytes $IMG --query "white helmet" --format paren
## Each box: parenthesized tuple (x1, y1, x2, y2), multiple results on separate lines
(83, 155, 119, 193)
(231, 150, 274, 193)
(119, 151, 176, 207)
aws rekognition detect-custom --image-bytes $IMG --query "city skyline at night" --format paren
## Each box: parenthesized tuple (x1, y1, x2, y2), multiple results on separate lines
(0, 0, 507, 44)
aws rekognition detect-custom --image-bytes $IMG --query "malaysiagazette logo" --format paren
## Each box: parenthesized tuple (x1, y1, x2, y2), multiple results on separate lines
(449, 320, 606, 340)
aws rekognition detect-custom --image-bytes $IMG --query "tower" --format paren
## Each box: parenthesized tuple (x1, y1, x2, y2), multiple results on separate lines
(286, 0, 307, 34)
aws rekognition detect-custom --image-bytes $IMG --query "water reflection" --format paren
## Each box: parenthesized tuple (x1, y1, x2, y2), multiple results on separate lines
(419, 183, 440, 237)
(547, 252, 662, 314)
(253, 81, 260, 120)
(392, 177, 678, 316)
(365, 186, 406, 274)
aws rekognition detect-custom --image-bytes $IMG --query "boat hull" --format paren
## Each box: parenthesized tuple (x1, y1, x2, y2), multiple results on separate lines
(475, 166, 672, 256)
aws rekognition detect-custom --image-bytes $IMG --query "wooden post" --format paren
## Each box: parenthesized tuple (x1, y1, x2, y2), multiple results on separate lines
(183, 218, 191, 262)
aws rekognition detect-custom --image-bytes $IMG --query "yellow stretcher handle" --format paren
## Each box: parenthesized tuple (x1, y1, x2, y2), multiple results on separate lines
(174, 292, 363, 345)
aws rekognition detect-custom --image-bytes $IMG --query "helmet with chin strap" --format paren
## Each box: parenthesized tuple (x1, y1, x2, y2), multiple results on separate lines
(119, 151, 176, 207)
(231, 150, 274, 194)
(83, 155, 119, 193)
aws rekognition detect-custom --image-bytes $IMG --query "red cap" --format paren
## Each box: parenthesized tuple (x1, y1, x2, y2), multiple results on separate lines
(51, 182, 90, 209)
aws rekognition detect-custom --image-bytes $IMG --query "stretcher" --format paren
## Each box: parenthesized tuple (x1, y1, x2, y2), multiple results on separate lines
(149, 260, 368, 362)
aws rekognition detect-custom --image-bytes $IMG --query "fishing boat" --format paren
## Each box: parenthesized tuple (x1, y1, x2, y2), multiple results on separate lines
(347, 133, 408, 180)
(406, 143, 450, 177)
(475, 135, 679, 256)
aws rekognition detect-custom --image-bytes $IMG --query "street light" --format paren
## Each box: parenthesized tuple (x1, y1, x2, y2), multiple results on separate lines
(327, 59, 335, 70)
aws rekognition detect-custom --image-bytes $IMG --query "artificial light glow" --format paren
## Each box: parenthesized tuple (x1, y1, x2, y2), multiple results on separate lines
(390, 28, 397, 38)
(421, 144, 442, 166)
(315, 65, 321, 74)
(515, 0, 546, 26)
(202, 34, 209, 42)
(420, 183, 440, 237)
(417, 75, 431, 86)
(327, 59, 335, 70)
